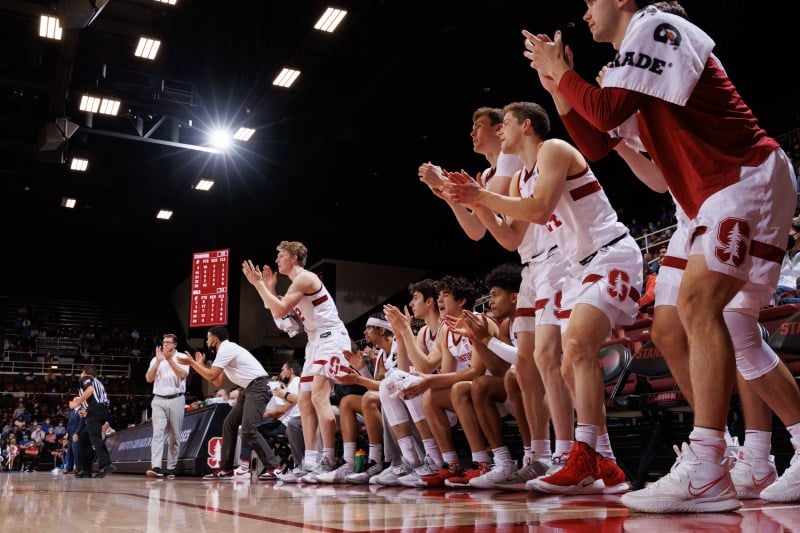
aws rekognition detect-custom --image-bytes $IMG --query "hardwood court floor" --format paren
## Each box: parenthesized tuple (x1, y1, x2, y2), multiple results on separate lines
(1, 471, 799, 532)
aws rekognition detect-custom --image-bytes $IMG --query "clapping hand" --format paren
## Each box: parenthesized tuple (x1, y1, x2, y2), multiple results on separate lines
(176, 350, 204, 367)
(441, 170, 483, 207)
(383, 304, 411, 332)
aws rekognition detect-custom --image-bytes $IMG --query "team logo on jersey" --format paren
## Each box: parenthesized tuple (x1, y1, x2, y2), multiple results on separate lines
(653, 23, 681, 48)
(207, 436, 223, 468)
(715, 218, 751, 267)
(607, 269, 631, 302)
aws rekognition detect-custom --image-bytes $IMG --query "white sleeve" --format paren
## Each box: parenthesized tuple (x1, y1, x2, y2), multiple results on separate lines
(487, 337, 517, 365)
(496, 152, 523, 178)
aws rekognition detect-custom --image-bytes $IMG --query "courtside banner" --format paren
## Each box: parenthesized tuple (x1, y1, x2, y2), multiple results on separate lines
(190, 248, 229, 327)
(106, 403, 232, 475)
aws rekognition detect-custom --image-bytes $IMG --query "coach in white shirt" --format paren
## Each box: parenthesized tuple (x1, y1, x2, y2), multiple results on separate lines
(145, 333, 189, 479)
(178, 326, 281, 479)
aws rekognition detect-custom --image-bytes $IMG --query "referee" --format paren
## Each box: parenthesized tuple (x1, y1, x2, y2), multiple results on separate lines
(70, 364, 115, 478)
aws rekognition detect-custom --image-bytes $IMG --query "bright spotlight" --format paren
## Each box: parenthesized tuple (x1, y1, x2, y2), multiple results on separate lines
(209, 129, 232, 151)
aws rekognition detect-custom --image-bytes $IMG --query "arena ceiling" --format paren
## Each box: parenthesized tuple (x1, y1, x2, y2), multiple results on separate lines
(0, 0, 796, 298)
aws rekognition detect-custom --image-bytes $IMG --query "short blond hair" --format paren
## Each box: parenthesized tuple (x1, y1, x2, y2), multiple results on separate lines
(277, 241, 308, 267)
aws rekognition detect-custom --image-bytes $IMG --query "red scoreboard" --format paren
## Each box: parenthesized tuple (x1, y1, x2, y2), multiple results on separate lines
(190, 249, 229, 328)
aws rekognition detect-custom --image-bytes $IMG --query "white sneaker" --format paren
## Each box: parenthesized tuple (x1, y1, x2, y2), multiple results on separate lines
(276, 466, 307, 484)
(760, 438, 800, 503)
(524, 454, 570, 492)
(346, 459, 384, 484)
(494, 459, 550, 491)
(397, 455, 439, 487)
(469, 460, 517, 489)
(546, 452, 569, 475)
(729, 449, 777, 499)
(233, 463, 251, 479)
(620, 442, 741, 513)
(301, 456, 334, 484)
(315, 461, 354, 484)
(373, 459, 414, 486)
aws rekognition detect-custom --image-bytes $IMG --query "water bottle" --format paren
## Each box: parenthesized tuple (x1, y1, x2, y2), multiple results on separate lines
(354, 449, 366, 472)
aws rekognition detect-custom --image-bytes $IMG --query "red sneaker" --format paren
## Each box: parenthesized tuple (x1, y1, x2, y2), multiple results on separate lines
(203, 469, 235, 481)
(598, 455, 630, 494)
(444, 461, 490, 488)
(419, 462, 462, 488)
(531, 441, 603, 495)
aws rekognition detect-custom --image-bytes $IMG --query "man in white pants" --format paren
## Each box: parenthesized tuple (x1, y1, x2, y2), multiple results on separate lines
(145, 333, 189, 479)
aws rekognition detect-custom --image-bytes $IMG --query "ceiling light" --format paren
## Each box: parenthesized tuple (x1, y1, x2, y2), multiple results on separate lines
(134, 37, 161, 60)
(155, 0, 177, 4)
(195, 179, 215, 191)
(156, 209, 173, 220)
(314, 8, 347, 33)
(273, 68, 301, 88)
(70, 157, 89, 171)
(209, 129, 231, 151)
(79, 94, 121, 116)
(233, 127, 255, 141)
(39, 15, 63, 40)
(61, 197, 77, 209)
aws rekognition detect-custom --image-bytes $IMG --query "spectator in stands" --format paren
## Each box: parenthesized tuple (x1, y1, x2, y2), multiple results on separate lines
(649, 246, 667, 274)
(53, 418, 66, 438)
(213, 388, 229, 403)
(228, 387, 240, 407)
(145, 333, 189, 480)
(30, 423, 45, 444)
(19, 432, 40, 472)
(638, 262, 657, 313)
(774, 217, 800, 304)
(44, 427, 57, 446)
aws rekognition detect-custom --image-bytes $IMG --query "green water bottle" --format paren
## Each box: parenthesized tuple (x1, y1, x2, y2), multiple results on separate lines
(354, 449, 366, 471)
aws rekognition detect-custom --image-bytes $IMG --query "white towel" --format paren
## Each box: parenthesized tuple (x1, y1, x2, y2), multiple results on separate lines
(273, 313, 302, 338)
(601, 6, 714, 106)
(269, 296, 303, 337)
(382, 368, 423, 399)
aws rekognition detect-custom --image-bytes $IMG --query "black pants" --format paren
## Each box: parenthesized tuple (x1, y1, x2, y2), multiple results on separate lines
(78, 404, 111, 471)
(220, 376, 279, 471)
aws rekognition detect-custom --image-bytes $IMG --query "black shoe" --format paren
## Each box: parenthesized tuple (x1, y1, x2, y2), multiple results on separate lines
(166, 469, 176, 479)
(146, 467, 164, 478)
(76, 471, 93, 478)
(95, 463, 116, 478)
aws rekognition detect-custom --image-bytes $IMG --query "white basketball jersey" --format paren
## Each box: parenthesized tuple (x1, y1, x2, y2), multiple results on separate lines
(531, 164, 629, 264)
(293, 281, 345, 336)
(375, 339, 399, 375)
(446, 329, 473, 372)
(518, 167, 557, 263)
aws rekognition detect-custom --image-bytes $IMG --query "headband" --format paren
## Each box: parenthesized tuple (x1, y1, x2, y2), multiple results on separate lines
(366, 317, 392, 332)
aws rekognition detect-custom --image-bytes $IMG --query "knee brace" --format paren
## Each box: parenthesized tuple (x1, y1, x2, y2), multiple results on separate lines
(379, 381, 410, 426)
(724, 310, 779, 380)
